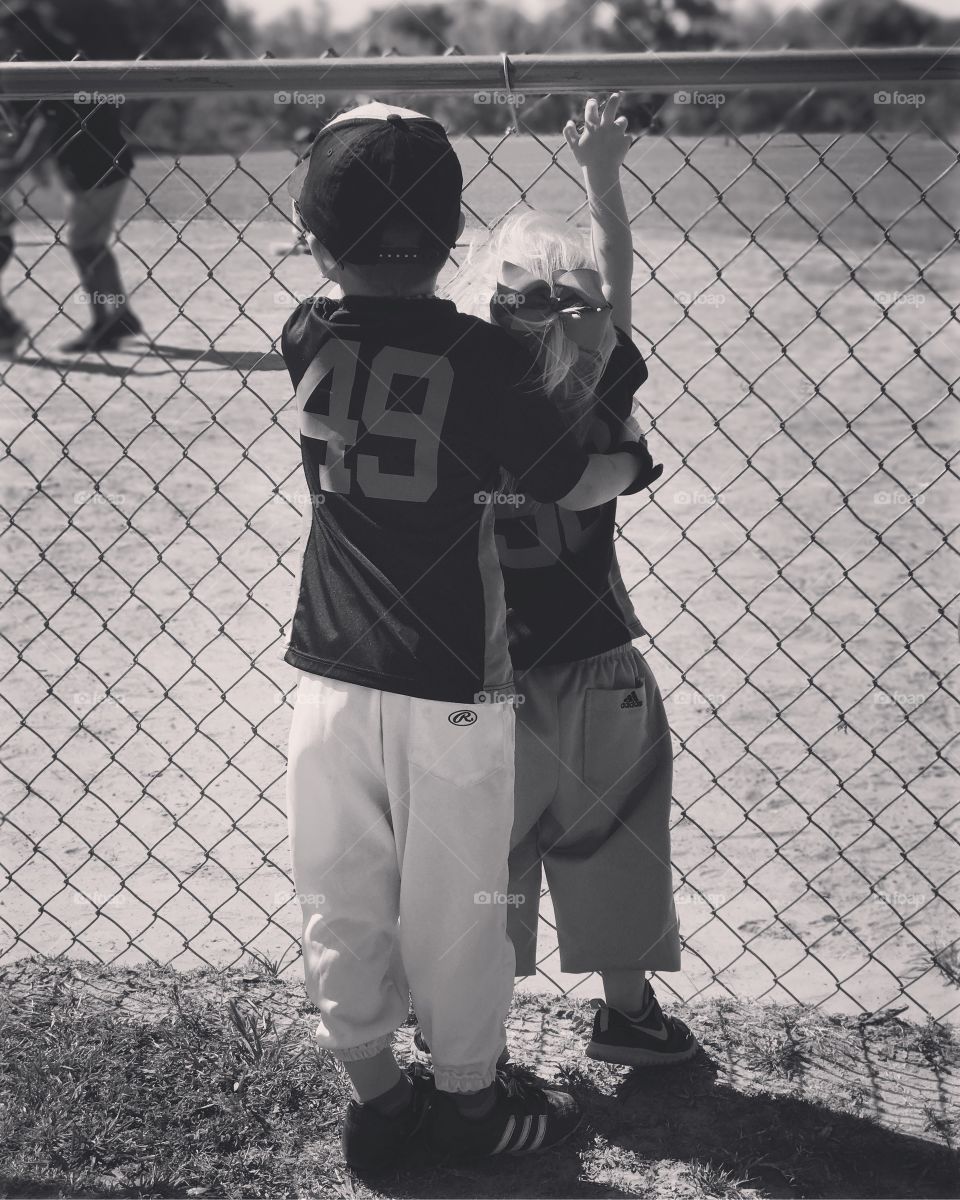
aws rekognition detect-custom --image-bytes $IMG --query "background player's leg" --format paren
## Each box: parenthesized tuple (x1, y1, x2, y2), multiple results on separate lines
(389, 693, 516, 1095)
(286, 673, 410, 1072)
(507, 670, 561, 976)
(0, 164, 26, 353)
(62, 180, 141, 351)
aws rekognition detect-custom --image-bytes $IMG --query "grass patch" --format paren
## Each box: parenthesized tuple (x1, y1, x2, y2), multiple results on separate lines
(1, 958, 958, 1199)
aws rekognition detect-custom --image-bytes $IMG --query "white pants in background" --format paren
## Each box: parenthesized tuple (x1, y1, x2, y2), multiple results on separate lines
(286, 671, 516, 1092)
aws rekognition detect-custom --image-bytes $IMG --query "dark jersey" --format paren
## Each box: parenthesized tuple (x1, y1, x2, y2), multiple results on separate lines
(0, 20, 133, 191)
(281, 294, 590, 703)
(41, 99, 133, 191)
(496, 328, 648, 670)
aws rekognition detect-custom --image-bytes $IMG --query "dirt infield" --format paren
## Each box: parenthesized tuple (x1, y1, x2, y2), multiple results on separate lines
(0, 133, 957, 1023)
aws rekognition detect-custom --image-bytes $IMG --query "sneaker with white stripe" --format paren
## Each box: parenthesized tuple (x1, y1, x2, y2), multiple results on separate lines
(430, 1071, 581, 1159)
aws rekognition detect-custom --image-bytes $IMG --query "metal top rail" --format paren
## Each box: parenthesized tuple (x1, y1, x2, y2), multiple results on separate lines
(0, 48, 957, 101)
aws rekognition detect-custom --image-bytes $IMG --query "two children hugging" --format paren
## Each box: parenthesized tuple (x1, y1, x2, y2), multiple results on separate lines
(280, 93, 697, 1173)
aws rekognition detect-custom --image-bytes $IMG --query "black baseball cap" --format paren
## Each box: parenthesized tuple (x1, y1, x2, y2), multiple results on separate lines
(288, 103, 463, 265)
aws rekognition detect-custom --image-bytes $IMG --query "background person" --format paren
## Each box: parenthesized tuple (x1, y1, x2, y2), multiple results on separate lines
(0, 0, 142, 354)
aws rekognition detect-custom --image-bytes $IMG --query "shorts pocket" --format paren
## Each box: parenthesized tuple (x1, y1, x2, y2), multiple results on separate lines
(582, 681, 660, 798)
(408, 697, 514, 787)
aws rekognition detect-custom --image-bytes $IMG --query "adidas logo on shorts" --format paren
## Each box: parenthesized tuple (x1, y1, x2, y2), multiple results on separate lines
(620, 690, 642, 709)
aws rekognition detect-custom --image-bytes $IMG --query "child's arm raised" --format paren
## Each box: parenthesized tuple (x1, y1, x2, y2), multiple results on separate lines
(564, 93, 633, 333)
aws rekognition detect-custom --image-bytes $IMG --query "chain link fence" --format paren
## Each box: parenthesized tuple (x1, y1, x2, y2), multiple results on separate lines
(1, 55, 958, 1023)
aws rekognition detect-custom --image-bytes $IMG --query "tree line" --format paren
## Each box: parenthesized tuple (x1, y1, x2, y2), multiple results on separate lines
(2, 0, 956, 152)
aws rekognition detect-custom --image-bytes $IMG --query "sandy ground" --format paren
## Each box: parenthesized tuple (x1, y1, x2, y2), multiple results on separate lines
(0, 135, 958, 1025)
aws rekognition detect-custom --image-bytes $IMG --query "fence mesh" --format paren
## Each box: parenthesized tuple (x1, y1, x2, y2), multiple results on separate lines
(1, 69, 958, 1023)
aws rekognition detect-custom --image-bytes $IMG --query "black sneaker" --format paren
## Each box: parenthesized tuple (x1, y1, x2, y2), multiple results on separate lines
(586, 986, 699, 1066)
(430, 1070, 582, 1159)
(412, 1026, 511, 1068)
(61, 308, 143, 353)
(0, 306, 26, 355)
(341, 1062, 435, 1172)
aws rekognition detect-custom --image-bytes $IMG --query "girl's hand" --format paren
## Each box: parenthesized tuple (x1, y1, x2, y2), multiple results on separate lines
(563, 93, 630, 175)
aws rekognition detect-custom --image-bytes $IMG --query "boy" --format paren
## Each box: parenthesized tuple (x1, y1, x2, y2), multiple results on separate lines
(281, 101, 655, 1170)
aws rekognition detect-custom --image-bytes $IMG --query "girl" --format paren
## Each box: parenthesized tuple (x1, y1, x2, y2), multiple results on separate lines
(444, 94, 697, 1065)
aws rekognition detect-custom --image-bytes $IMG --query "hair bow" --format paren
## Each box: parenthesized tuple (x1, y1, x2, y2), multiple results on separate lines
(491, 261, 610, 327)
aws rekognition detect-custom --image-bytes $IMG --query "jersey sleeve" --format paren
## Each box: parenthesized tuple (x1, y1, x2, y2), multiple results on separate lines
(486, 337, 590, 504)
(595, 327, 649, 436)
(280, 296, 338, 387)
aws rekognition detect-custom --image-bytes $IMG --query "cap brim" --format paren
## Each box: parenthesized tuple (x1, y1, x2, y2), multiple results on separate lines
(286, 153, 311, 204)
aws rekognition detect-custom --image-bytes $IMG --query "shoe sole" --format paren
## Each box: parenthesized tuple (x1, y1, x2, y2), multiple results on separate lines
(585, 1037, 700, 1066)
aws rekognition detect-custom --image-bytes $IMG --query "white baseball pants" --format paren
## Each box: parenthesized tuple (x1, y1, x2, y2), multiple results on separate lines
(286, 671, 516, 1092)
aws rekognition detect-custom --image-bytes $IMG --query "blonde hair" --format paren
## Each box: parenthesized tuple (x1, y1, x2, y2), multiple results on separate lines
(444, 209, 617, 435)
